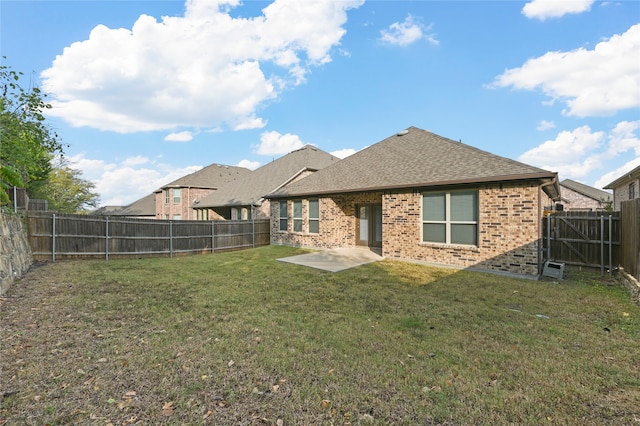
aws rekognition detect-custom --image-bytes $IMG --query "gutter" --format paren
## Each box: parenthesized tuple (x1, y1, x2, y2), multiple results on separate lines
(265, 172, 560, 200)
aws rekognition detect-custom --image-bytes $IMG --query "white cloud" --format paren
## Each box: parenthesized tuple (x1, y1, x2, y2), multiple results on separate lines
(68, 153, 202, 206)
(595, 158, 640, 189)
(380, 15, 438, 47)
(164, 131, 193, 142)
(237, 159, 261, 170)
(518, 121, 640, 184)
(122, 155, 150, 167)
(41, 0, 364, 134)
(255, 130, 305, 155)
(491, 23, 640, 117)
(330, 148, 357, 159)
(536, 120, 556, 131)
(522, 0, 595, 20)
(519, 125, 605, 168)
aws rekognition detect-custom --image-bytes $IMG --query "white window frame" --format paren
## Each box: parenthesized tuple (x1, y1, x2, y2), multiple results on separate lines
(422, 190, 478, 246)
(173, 188, 181, 204)
(308, 199, 319, 234)
(293, 200, 303, 233)
(279, 201, 288, 231)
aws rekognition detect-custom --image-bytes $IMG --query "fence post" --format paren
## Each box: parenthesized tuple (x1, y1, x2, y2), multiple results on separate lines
(252, 218, 255, 248)
(600, 215, 604, 275)
(608, 214, 612, 275)
(211, 220, 215, 254)
(105, 216, 109, 261)
(546, 214, 551, 261)
(52, 213, 56, 262)
(169, 220, 173, 258)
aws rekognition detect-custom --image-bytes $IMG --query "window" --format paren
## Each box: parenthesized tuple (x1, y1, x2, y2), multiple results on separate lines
(308, 199, 319, 233)
(173, 188, 181, 204)
(279, 201, 288, 231)
(173, 214, 181, 220)
(165, 190, 170, 204)
(422, 190, 478, 245)
(231, 207, 239, 220)
(293, 200, 303, 232)
(630, 182, 636, 200)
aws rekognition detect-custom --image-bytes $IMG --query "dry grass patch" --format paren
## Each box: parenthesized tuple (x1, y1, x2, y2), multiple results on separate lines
(1, 246, 639, 425)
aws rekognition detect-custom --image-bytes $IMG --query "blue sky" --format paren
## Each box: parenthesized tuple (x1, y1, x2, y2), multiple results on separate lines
(2, 0, 639, 206)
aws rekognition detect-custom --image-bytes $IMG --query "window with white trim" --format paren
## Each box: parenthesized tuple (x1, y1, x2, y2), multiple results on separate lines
(173, 188, 181, 204)
(308, 199, 319, 233)
(422, 190, 478, 245)
(293, 200, 303, 232)
(279, 201, 288, 231)
(165, 189, 170, 204)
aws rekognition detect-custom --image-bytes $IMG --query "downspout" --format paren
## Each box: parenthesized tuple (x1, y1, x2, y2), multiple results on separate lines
(537, 176, 560, 275)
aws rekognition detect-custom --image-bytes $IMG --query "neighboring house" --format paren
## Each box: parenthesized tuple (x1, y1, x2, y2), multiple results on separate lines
(559, 179, 612, 212)
(193, 145, 339, 220)
(265, 126, 561, 278)
(604, 165, 640, 211)
(155, 164, 251, 220)
(93, 205, 126, 216)
(102, 193, 157, 219)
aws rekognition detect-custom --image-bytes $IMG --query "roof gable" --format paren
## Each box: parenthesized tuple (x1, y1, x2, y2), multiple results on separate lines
(197, 145, 338, 208)
(157, 163, 251, 191)
(267, 127, 559, 198)
(604, 165, 640, 189)
(560, 179, 612, 202)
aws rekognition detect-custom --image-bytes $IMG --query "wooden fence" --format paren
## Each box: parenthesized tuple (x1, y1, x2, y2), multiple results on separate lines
(27, 213, 271, 261)
(542, 211, 620, 274)
(620, 199, 640, 280)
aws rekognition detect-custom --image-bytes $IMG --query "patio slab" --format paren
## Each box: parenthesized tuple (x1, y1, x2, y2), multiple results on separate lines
(277, 247, 384, 272)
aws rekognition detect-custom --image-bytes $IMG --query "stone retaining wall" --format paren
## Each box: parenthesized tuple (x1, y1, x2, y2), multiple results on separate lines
(615, 268, 640, 306)
(0, 212, 33, 295)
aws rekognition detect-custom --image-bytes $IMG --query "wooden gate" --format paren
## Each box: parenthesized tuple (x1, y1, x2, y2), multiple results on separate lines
(542, 211, 620, 273)
(620, 199, 640, 280)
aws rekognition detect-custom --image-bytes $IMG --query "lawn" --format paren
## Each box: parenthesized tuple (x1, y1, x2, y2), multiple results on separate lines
(1, 245, 639, 425)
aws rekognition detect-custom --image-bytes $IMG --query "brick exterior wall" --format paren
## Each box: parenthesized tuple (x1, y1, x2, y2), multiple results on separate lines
(612, 177, 640, 211)
(271, 182, 551, 277)
(561, 187, 607, 211)
(155, 188, 216, 220)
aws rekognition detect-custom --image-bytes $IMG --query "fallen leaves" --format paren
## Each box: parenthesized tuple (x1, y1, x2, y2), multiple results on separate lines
(161, 401, 175, 417)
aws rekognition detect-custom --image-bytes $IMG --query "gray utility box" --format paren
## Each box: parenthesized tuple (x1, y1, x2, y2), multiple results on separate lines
(542, 261, 565, 280)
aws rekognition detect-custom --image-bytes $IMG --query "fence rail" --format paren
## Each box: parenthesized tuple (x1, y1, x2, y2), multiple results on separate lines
(27, 213, 270, 261)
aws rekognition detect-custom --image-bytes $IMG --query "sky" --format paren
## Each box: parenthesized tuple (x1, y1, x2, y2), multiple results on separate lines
(1, 0, 639, 207)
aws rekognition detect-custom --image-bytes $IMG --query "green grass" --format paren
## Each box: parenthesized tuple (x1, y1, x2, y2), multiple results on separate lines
(1, 245, 639, 425)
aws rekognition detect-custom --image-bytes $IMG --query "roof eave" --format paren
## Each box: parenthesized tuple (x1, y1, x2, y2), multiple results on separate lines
(266, 172, 560, 200)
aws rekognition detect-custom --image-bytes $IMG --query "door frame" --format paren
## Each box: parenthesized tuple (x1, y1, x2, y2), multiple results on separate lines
(356, 203, 383, 249)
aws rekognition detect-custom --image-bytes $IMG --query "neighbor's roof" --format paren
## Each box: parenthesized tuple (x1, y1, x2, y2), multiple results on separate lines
(112, 193, 156, 216)
(266, 126, 560, 199)
(156, 163, 251, 191)
(603, 165, 640, 189)
(560, 179, 612, 202)
(196, 145, 338, 208)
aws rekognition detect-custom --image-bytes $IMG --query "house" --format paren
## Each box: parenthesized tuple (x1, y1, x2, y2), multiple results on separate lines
(559, 179, 612, 212)
(604, 165, 640, 211)
(95, 193, 157, 219)
(265, 126, 561, 278)
(193, 145, 338, 220)
(155, 163, 251, 220)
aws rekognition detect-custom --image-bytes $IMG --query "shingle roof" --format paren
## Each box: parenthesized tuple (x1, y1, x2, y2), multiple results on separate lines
(560, 179, 612, 202)
(266, 126, 560, 199)
(113, 193, 157, 216)
(156, 163, 251, 191)
(197, 145, 338, 208)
